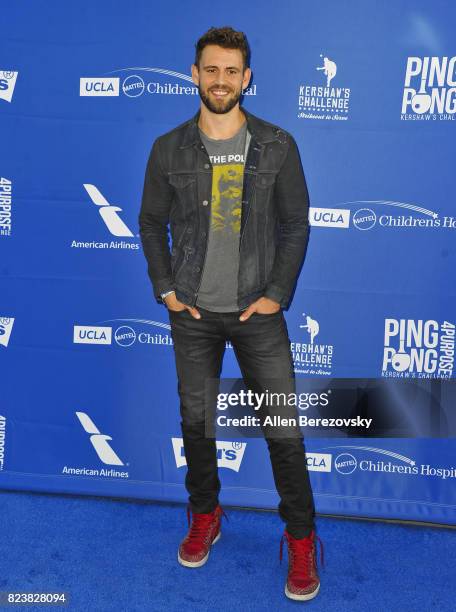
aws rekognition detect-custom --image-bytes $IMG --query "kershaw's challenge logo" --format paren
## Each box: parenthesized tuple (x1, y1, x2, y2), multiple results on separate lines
(298, 54, 351, 121)
(291, 313, 334, 376)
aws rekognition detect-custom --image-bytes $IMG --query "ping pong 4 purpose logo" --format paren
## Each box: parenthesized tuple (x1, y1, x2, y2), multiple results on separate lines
(401, 56, 456, 121)
(382, 318, 455, 379)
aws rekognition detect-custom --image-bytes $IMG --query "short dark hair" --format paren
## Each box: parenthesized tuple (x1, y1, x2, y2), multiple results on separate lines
(195, 26, 251, 70)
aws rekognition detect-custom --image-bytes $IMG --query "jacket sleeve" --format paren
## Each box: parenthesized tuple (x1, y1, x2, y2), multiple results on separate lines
(263, 134, 310, 309)
(138, 137, 175, 303)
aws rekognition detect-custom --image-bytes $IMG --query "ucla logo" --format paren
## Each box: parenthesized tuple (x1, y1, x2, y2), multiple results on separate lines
(79, 78, 120, 97)
(73, 325, 112, 345)
(309, 207, 350, 228)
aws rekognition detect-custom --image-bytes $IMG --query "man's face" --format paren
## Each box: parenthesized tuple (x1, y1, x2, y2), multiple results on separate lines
(191, 45, 252, 114)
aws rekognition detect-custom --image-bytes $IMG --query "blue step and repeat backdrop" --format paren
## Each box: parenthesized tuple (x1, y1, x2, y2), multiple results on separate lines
(1, 1, 455, 524)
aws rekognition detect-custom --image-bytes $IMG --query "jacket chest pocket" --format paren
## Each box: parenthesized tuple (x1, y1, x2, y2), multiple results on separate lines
(254, 172, 277, 212)
(168, 173, 197, 217)
(168, 172, 197, 190)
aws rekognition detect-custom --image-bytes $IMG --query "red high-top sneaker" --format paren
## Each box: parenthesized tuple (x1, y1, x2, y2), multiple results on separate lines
(280, 530, 324, 601)
(178, 505, 226, 568)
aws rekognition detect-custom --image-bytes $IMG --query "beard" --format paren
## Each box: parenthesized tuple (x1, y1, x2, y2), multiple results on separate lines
(198, 84, 242, 114)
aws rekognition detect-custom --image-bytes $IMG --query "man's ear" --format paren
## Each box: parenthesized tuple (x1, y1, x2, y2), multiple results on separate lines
(242, 67, 252, 91)
(191, 63, 199, 86)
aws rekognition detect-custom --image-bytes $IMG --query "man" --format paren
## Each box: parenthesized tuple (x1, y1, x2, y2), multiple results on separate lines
(139, 26, 322, 602)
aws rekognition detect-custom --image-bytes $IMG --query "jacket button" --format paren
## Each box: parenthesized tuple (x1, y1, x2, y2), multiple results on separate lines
(195, 266, 201, 272)
(201, 231, 206, 237)
(204, 163, 210, 169)
(187, 227, 193, 233)
(202, 200, 209, 206)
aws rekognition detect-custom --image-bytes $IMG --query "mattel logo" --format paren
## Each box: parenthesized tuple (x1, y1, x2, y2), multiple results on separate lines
(73, 325, 112, 345)
(172, 438, 246, 472)
(306, 452, 332, 472)
(309, 207, 350, 228)
(80, 78, 120, 97)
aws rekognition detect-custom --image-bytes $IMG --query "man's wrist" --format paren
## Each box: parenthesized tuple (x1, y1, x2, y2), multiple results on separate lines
(161, 290, 175, 301)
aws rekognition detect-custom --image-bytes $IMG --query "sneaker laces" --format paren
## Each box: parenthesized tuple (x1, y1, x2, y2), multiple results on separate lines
(185, 505, 228, 544)
(279, 531, 324, 573)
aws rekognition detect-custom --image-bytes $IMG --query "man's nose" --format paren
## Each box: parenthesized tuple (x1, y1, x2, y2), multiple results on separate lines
(214, 74, 228, 86)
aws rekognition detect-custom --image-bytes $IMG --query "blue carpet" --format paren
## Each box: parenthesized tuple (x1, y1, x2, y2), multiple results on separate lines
(0, 490, 454, 611)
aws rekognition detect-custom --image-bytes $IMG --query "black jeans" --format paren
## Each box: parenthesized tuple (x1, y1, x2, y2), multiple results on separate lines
(168, 306, 316, 538)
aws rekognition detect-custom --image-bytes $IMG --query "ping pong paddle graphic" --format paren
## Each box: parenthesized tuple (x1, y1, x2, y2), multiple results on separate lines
(391, 324, 411, 372)
(411, 75, 432, 114)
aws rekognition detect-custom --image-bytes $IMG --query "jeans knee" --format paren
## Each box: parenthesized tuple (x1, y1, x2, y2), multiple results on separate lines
(181, 419, 209, 440)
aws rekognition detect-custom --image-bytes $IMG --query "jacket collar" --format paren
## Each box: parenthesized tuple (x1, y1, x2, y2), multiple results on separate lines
(179, 106, 279, 149)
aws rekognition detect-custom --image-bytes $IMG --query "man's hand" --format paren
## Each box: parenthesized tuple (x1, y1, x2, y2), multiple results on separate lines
(239, 297, 281, 321)
(164, 292, 201, 319)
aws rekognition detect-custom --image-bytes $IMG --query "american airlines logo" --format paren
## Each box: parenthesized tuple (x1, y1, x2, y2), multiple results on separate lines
(172, 437, 246, 472)
(76, 412, 124, 465)
(83, 184, 134, 237)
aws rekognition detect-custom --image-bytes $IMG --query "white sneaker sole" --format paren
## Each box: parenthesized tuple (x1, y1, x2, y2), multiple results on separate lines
(177, 531, 221, 568)
(285, 582, 320, 601)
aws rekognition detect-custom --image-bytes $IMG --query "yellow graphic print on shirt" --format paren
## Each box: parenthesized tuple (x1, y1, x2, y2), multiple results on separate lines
(210, 164, 244, 234)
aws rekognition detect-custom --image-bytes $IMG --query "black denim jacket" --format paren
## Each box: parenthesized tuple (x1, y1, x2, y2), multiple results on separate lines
(138, 107, 310, 310)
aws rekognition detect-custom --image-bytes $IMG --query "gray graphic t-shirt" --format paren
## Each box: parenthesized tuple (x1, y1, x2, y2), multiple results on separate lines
(196, 122, 251, 312)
